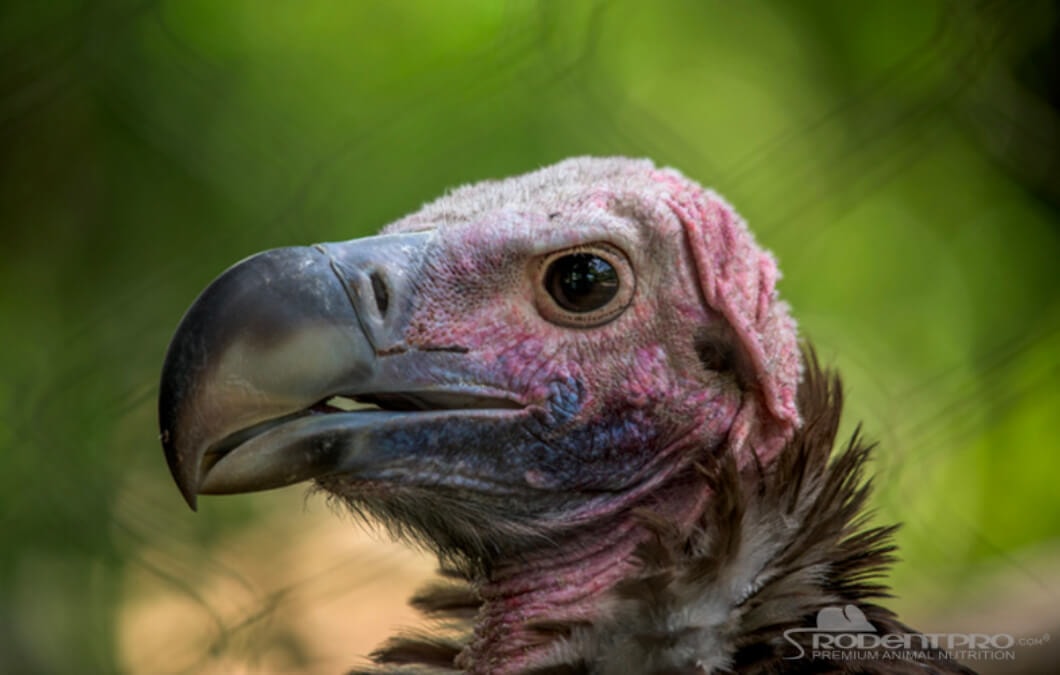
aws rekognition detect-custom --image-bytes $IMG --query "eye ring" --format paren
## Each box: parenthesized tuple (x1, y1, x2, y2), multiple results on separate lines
(533, 243, 635, 328)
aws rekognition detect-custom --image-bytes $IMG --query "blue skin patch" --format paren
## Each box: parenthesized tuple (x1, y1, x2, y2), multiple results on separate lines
(545, 376, 584, 426)
(519, 377, 662, 490)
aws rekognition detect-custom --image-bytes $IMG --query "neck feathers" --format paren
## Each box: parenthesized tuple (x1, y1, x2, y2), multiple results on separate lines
(353, 354, 972, 674)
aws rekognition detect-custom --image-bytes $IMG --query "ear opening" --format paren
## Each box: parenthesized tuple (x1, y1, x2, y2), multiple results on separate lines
(693, 323, 758, 398)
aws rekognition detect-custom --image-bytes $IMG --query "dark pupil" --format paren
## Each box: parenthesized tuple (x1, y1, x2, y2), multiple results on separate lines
(546, 254, 619, 312)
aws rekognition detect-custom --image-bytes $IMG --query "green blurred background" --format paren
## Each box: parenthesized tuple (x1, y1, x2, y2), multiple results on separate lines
(2, 1, 1058, 673)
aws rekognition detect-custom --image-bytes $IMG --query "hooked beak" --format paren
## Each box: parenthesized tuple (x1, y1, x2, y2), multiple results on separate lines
(159, 232, 520, 510)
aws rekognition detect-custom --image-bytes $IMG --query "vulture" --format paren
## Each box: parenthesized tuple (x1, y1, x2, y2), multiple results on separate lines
(159, 157, 974, 674)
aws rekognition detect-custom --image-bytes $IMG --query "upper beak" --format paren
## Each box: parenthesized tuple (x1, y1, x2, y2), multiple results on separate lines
(160, 232, 436, 509)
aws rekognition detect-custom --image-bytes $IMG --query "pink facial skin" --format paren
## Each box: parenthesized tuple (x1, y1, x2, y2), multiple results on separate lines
(360, 158, 802, 671)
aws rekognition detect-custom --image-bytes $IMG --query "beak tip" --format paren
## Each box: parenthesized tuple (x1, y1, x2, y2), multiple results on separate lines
(182, 490, 199, 512)
(162, 428, 201, 512)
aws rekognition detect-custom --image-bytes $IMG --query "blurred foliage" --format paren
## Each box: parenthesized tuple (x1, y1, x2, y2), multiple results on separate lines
(1, 0, 1058, 673)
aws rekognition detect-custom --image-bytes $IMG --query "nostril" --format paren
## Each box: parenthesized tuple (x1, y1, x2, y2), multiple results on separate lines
(369, 270, 389, 315)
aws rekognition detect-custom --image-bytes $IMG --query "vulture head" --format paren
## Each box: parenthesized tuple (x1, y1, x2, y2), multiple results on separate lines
(160, 158, 970, 673)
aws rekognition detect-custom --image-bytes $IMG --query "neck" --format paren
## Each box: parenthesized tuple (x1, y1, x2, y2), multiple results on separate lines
(457, 470, 714, 674)
(458, 520, 638, 673)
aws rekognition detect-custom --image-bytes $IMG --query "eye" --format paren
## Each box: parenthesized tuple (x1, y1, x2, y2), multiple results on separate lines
(534, 244, 635, 327)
